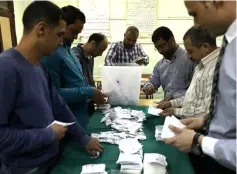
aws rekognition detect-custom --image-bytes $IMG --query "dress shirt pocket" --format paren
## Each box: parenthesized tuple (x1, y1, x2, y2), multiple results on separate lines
(195, 79, 206, 99)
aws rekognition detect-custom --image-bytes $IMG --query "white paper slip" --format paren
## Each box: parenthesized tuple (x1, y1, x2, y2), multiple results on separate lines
(144, 153, 168, 166)
(148, 106, 163, 116)
(81, 164, 106, 174)
(161, 116, 186, 139)
(47, 120, 75, 128)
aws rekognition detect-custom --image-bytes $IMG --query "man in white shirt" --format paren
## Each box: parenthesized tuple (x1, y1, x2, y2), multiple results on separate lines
(158, 26, 220, 118)
(165, 1, 236, 174)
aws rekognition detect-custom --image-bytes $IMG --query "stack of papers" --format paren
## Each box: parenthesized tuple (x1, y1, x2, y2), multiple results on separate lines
(143, 153, 168, 174)
(161, 116, 186, 139)
(147, 106, 163, 116)
(155, 125, 164, 141)
(81, 164, 107, 174)
(117, 139, 143, 173)
(91, 131, 146, 145)
(97, 104, 111, 110)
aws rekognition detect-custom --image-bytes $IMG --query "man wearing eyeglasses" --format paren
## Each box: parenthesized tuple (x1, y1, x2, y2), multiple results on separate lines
(143, 26, 196, 101)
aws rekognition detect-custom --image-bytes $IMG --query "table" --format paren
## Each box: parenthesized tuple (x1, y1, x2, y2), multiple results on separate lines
(50, 105, 194, 174)
(139, 99, 160, 106)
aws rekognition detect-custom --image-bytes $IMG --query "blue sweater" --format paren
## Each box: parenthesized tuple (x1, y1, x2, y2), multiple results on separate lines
(0, 49, 91, 168)
(41, 44, 94, 129)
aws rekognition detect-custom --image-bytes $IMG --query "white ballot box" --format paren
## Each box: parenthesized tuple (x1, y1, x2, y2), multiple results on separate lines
(101, 66, 142, 105)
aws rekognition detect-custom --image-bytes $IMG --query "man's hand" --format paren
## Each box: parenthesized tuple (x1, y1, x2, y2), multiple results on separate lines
(181, 113, 208, 130)
(135, 57, 145, 65)
(161, 107, 175, 116)
(157, 101, 171, 109)
(50, 124, 68, 141)
(164, 125, 196, 152)
(85, 138, 104, 156)
(163, 95, 174, 101)
(92, 88, 106, 105)
(143, 84, 155, 95)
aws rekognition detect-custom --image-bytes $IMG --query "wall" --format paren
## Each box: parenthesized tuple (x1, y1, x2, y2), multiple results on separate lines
(14, 0, 223, 76)
(0, 16, 12, 50)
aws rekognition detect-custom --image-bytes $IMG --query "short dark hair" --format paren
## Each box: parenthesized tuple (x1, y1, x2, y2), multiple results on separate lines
(183, 26, 216, 47)
(61, 5, 86, 25)
(152, 26, 174, 43)
(88, 33, 107, 45)
(126, 26, 139, 35)
(23, 1, 66, 32)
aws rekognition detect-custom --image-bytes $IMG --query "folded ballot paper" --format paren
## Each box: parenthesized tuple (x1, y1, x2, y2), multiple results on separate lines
(161, 116, 186, 139)
(47, 120, 75, 128)
(81, 164, 107, 174)
(147, 106, 163, 116)
(143, 153, 168, 174)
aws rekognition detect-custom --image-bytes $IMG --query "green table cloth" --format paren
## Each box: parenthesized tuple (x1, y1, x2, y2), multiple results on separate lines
(50, 106, 194, 174)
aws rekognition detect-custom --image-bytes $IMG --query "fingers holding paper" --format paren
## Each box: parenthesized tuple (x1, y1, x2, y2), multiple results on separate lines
(181, 113, 208, 130)
(161, 107, 175, 116)
(165, 125, 196, 152)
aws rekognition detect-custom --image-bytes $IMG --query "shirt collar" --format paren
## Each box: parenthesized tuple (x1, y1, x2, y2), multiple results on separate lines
(163, 46, 180, 63)
(199, 47, 221, 67)
(225, 19, 236, 43)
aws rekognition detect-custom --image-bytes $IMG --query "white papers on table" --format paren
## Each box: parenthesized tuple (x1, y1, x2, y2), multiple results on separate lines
(147, 106, 163, 116)
(155, 125, 164, 141)
(161, 116, 186, 139)
(117, 139, 143, 172)
(144, 153, 167, 174)
(81, 164, 106, 174)
(47, 120, 75, 128)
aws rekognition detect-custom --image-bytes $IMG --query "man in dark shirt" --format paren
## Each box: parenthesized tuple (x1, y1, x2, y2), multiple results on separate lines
(72, 33, 108, 116)
(0, 2, 102, 174)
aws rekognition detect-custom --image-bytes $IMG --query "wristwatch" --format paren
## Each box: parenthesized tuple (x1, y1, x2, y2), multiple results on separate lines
(191, 133, 204, 156)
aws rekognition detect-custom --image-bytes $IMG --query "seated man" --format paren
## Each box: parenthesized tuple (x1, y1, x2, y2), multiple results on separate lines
(0, 2, 102, 174)
(41, 6, 105, 130)
(158, 27, 220, 117)
(104, 26, 149, 66)
(143, 26, 196, 101)
(72, 33, 108, 116)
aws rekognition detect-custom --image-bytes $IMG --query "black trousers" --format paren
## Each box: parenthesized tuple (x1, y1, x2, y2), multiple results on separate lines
(88, 101, 95, 117)
(189, 153, 235, 174)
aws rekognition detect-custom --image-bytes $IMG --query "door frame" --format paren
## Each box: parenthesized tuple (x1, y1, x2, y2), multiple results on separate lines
(0, 24, 3, 53)
(0, 1, 17, 47)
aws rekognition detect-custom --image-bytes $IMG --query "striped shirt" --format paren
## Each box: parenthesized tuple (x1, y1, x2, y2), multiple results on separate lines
(104, 41, 149, 66)
(170, 48, 220, 117)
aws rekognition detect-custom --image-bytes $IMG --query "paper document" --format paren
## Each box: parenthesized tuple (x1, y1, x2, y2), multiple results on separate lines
(47, 120, 75, 128)
(81, 164, 106, 174)
(161, 116, 185, 139)
(148, 106, 163, 116)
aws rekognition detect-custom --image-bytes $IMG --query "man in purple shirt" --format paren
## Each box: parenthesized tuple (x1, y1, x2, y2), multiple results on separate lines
(0, 2, 102, 174)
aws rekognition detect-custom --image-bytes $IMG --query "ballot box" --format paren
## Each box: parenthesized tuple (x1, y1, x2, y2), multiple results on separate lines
(101, 66, 142, 105)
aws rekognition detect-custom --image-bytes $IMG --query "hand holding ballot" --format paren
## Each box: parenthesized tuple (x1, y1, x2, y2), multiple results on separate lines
(133, 57, 146, 65)
(50, 124, 68, 141)
(92, 87, 107, 105)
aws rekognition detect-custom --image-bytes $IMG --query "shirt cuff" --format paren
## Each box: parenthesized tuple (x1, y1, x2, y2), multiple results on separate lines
(201, 136, 219, 159)
(80, 135, 92, 147)
(143, 82, 153, 90)
(174, 108, 183, 116)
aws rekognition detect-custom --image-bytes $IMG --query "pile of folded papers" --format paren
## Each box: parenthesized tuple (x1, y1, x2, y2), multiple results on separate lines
(116, 139, 143, 173)
(143, 153, 168, 174)
(91, 131, 146, 145)
(81, 164, 107, 174)
(101, 107, 146, 133)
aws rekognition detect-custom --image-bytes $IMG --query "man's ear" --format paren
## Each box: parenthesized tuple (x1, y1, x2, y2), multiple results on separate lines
(202, 43, 210, 53)
(35, 22, 47, 36)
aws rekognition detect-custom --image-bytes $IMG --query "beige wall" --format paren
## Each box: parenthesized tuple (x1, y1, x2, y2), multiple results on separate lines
(0, 16, 12, 50)
(14, 0, 223, 76)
